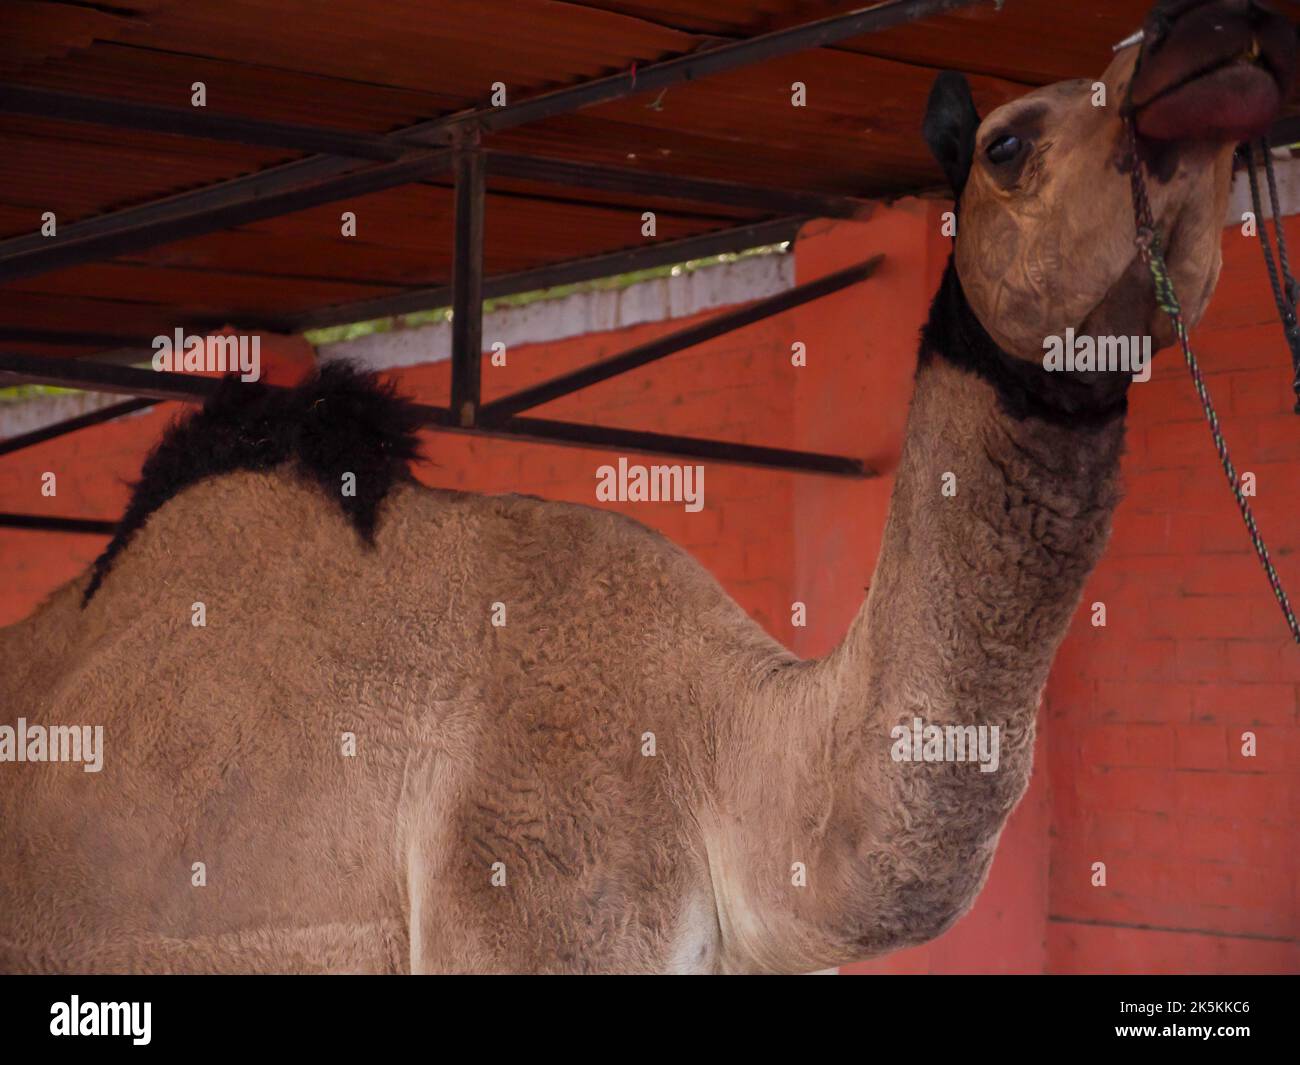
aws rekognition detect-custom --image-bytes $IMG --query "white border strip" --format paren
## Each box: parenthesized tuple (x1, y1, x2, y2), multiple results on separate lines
(317, 250, 796, 372)
(0, 389, 152, 441)
(1226, 152, 1300, 224)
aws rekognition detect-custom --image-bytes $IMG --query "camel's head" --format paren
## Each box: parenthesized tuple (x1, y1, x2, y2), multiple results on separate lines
(924, 0, 1297, 364)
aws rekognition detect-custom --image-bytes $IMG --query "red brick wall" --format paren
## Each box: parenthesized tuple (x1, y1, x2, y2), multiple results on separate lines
(1045, 216, 1300, 974)
(1, 203, 1295, 973)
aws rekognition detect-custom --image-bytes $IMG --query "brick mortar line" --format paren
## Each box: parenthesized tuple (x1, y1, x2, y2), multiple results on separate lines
(1048, 914, 1299, 944)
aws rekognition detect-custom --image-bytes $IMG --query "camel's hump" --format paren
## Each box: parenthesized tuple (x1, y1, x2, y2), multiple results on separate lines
(83, 363, 424, 604)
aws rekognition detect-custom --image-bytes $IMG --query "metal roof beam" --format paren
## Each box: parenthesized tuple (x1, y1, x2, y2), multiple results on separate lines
(449, 130, 486, 427)
(464, 0, 985, 135)
(0, 150, 453, 283)
(0, 84, 424, 161)
(0, 325, 147, 348)
(485, 151, 871, 220)
(0, 513, 117, 535)
(481, 255, 883, 421)
(0, 351, 868, 477)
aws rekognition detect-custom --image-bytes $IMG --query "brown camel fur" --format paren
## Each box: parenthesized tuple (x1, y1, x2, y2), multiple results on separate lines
(0, 1, 1294, 973)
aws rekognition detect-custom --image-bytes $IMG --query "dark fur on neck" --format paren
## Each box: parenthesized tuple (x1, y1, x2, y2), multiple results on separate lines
(919, 257, 1131, 428)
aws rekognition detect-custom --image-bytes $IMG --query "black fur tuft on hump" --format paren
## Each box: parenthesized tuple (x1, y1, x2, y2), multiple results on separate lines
(83, 363, 423, 605)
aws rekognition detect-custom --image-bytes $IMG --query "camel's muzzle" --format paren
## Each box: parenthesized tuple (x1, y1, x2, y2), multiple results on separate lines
(1126, 0, 1296, 142)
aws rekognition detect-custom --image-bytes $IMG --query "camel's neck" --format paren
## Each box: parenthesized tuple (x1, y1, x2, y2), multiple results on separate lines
(705, 263, 1134, 971)
(797, 265, 1127, 960)
(839, 355, 1124, 719)
(838, 261, 1128, 714)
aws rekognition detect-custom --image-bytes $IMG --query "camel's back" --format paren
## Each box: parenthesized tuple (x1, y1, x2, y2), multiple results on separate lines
(0, 467, 783, 972)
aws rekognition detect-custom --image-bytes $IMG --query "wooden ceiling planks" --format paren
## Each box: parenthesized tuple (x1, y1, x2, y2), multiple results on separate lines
(1, 0, 1295, 357)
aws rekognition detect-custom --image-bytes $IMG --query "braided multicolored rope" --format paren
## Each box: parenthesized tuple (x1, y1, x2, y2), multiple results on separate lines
(1124, 119, 1300, 645)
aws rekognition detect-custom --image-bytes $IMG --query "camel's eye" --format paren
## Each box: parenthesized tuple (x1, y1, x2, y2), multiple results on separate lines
(986, 134, 1024, 164)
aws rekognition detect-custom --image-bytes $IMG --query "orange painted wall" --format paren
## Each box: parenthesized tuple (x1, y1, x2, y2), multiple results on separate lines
(1, 203, 1295, 973)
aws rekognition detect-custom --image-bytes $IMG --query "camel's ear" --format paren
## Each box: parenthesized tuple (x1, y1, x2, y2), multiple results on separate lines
(923, 71, 980, 199)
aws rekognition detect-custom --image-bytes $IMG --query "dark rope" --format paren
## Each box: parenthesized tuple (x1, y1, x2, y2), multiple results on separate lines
(1125, 121, 1299, 644)
(1261, 143, 1297, 296)
(1244, 140, 1300, 413)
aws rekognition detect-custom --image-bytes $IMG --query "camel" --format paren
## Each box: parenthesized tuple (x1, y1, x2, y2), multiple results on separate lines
(0, 0, 1294, 974)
